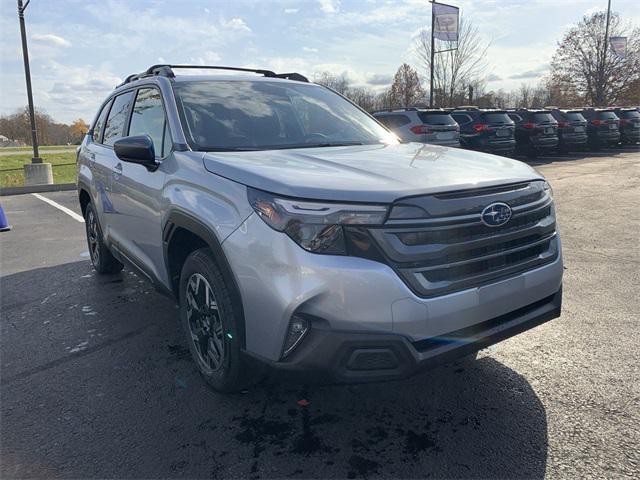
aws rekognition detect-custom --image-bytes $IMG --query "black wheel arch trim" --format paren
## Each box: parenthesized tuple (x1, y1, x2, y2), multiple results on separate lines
(163, 209, 247, 349)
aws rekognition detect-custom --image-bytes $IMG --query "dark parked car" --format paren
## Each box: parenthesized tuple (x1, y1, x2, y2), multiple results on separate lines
(580, 108, 620, 148)
(450, 108, 515, 156)
(372, 108, 460, 147)
(547, 108, 587, 152)
(613, 107, 640, 145)
(507, 109, 559, 157)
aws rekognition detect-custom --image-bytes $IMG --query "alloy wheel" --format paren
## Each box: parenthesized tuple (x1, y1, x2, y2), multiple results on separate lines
(185, 273, 225, 372)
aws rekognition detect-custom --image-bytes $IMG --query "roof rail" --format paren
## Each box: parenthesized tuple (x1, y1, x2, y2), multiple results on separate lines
(370, 107, 420, 114)
(116, 64, 309, 88)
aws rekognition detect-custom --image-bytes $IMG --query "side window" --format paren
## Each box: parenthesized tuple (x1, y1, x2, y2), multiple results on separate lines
(103, 91, 135, 146)
(92, 100, 112, 143)
(128, 88, 172, 158)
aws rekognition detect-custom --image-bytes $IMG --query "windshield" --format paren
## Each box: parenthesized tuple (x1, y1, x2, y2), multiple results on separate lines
(173, 80, 396, 151)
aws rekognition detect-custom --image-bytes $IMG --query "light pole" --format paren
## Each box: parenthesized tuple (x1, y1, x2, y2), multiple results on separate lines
(17, 0, 41, 163)
(599, 0, 612, 106)
(17, 0, 53, 185)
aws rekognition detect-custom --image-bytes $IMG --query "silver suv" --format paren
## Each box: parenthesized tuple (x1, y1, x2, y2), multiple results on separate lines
(78, 65, 563, 392)
(372, 108, 460, 147)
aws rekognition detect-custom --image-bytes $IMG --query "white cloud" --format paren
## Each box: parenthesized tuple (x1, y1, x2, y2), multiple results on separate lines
(31, 34, 71, 48)
(223, 17, 251, 32)
(302, 46, 319, 53)
(318, 0, 340, 14)
(284, 8, 298, 14)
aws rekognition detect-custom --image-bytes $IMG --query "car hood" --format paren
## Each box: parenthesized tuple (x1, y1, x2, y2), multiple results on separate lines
(202, 143, 543, 203)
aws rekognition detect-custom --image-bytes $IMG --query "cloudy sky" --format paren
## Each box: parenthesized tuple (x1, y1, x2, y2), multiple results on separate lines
(0, 0, 638, 123)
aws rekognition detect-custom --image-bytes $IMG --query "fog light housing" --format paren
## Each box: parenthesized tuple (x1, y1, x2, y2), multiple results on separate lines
(282, 315, 310, 358)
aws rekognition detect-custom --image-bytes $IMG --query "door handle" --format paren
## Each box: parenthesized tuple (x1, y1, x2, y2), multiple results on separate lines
(113, 162, 123, 179)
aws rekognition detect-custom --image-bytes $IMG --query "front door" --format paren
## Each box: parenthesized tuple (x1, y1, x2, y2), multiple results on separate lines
(109, 87, 171, 284)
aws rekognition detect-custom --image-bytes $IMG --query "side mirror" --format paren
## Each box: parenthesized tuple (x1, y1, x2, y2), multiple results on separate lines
(114, 135, 157, 169)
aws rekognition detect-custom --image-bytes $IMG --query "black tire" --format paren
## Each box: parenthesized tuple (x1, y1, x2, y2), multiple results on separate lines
(84, 202, 123, 274)
(179, 248, 251, 393)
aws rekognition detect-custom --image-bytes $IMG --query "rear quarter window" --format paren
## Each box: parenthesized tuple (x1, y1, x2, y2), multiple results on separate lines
(92, 100, 112, 143)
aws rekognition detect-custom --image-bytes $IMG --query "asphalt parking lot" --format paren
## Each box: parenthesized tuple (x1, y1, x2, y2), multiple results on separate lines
(1, 147, 639, 479)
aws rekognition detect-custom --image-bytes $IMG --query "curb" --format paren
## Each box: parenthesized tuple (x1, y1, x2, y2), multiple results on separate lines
(0, 183, 76, 196)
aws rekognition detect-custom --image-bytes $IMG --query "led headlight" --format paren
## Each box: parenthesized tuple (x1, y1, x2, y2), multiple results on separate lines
(247, 187, 388, 255)
(542, 181, 554, 200)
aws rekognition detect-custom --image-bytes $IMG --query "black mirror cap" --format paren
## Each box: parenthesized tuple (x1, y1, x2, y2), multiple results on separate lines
(114, 135, 157, 169)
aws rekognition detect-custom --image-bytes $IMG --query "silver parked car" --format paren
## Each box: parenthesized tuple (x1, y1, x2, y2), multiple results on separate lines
(372, 108, 460, 147)
(78, 65, 563, 392)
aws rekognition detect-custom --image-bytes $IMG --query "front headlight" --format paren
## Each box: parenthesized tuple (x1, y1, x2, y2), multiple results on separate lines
(247, 187, 388, 255)
(542, 181, 554, 200)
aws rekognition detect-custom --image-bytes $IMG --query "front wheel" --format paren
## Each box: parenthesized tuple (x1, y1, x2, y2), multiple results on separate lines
(84, 202, 123, 274)
(179, 248, 252, 392)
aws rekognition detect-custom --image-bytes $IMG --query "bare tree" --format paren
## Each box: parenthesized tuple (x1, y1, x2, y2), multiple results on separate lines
(388, 63, 425, 108)
(345, 87, 379, 112)
(550, 11, 640, 106)
(313, 71, 351, 95)
(415, 18, 490, 107)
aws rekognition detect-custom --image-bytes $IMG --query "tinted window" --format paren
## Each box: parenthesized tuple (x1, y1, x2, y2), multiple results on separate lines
(418, 113, 456, 125)
(564, 112, 586, 122)
(174, 80, 395, 151)
(451, 113, 472, 124)
(483, 113, 512, 124)
(533, 113, 555, 123)
(128, 88, 171, 158)
(376, 114, 411, 129)
(103, 91, 135, 146)
(597, 111, 618, 120)
(619, 110, 640, 119)
(92, 100, 112, 143)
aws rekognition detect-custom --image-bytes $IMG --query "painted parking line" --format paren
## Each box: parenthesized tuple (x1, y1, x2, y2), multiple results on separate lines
(32, 193, 85, 223)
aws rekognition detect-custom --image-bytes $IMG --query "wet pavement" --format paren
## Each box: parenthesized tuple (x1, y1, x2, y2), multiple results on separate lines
(1, 147, 639, 479)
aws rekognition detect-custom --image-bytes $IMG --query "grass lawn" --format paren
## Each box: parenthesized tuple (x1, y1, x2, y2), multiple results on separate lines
(0, 151, 77, 187)
(0, 145, 77, 153)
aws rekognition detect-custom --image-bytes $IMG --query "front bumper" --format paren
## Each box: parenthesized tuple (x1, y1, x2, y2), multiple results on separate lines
(257, 287, 562, 383)
(223, 213, 564, 367)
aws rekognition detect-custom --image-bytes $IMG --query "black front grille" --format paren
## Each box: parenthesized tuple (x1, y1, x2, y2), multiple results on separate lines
(369, 182, 558, 297)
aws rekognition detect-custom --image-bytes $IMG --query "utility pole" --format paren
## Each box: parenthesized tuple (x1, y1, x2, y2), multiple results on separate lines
(18, 0, 53, 185)
(17, 0, 41, 163)
(429, 0, 435, 108)
(599, 0, 612, 106)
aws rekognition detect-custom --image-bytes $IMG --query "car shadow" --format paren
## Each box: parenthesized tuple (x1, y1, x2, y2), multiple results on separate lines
(1, 261, 549, 479)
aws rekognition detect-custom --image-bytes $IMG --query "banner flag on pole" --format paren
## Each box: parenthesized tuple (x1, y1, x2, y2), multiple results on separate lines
(609, 36, 627, 58)
(432, 2, 459, 42)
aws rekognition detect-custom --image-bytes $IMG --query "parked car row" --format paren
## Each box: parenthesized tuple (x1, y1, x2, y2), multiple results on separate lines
(372, 106, 640, 158)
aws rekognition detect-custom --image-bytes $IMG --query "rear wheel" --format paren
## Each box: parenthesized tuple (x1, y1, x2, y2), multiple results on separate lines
(179, 248, 252, 392)
(84, 202, 123, 274)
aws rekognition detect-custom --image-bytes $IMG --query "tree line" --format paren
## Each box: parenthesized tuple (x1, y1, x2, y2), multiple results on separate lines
(319, 9, 638, 112)
(0, 107, 88, 146)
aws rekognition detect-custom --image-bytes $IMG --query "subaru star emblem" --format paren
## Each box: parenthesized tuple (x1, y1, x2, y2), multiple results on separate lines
(481, 202, 512, 227)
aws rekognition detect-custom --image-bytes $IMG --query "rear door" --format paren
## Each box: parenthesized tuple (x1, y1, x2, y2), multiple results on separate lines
(109, 86, 170, 282)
